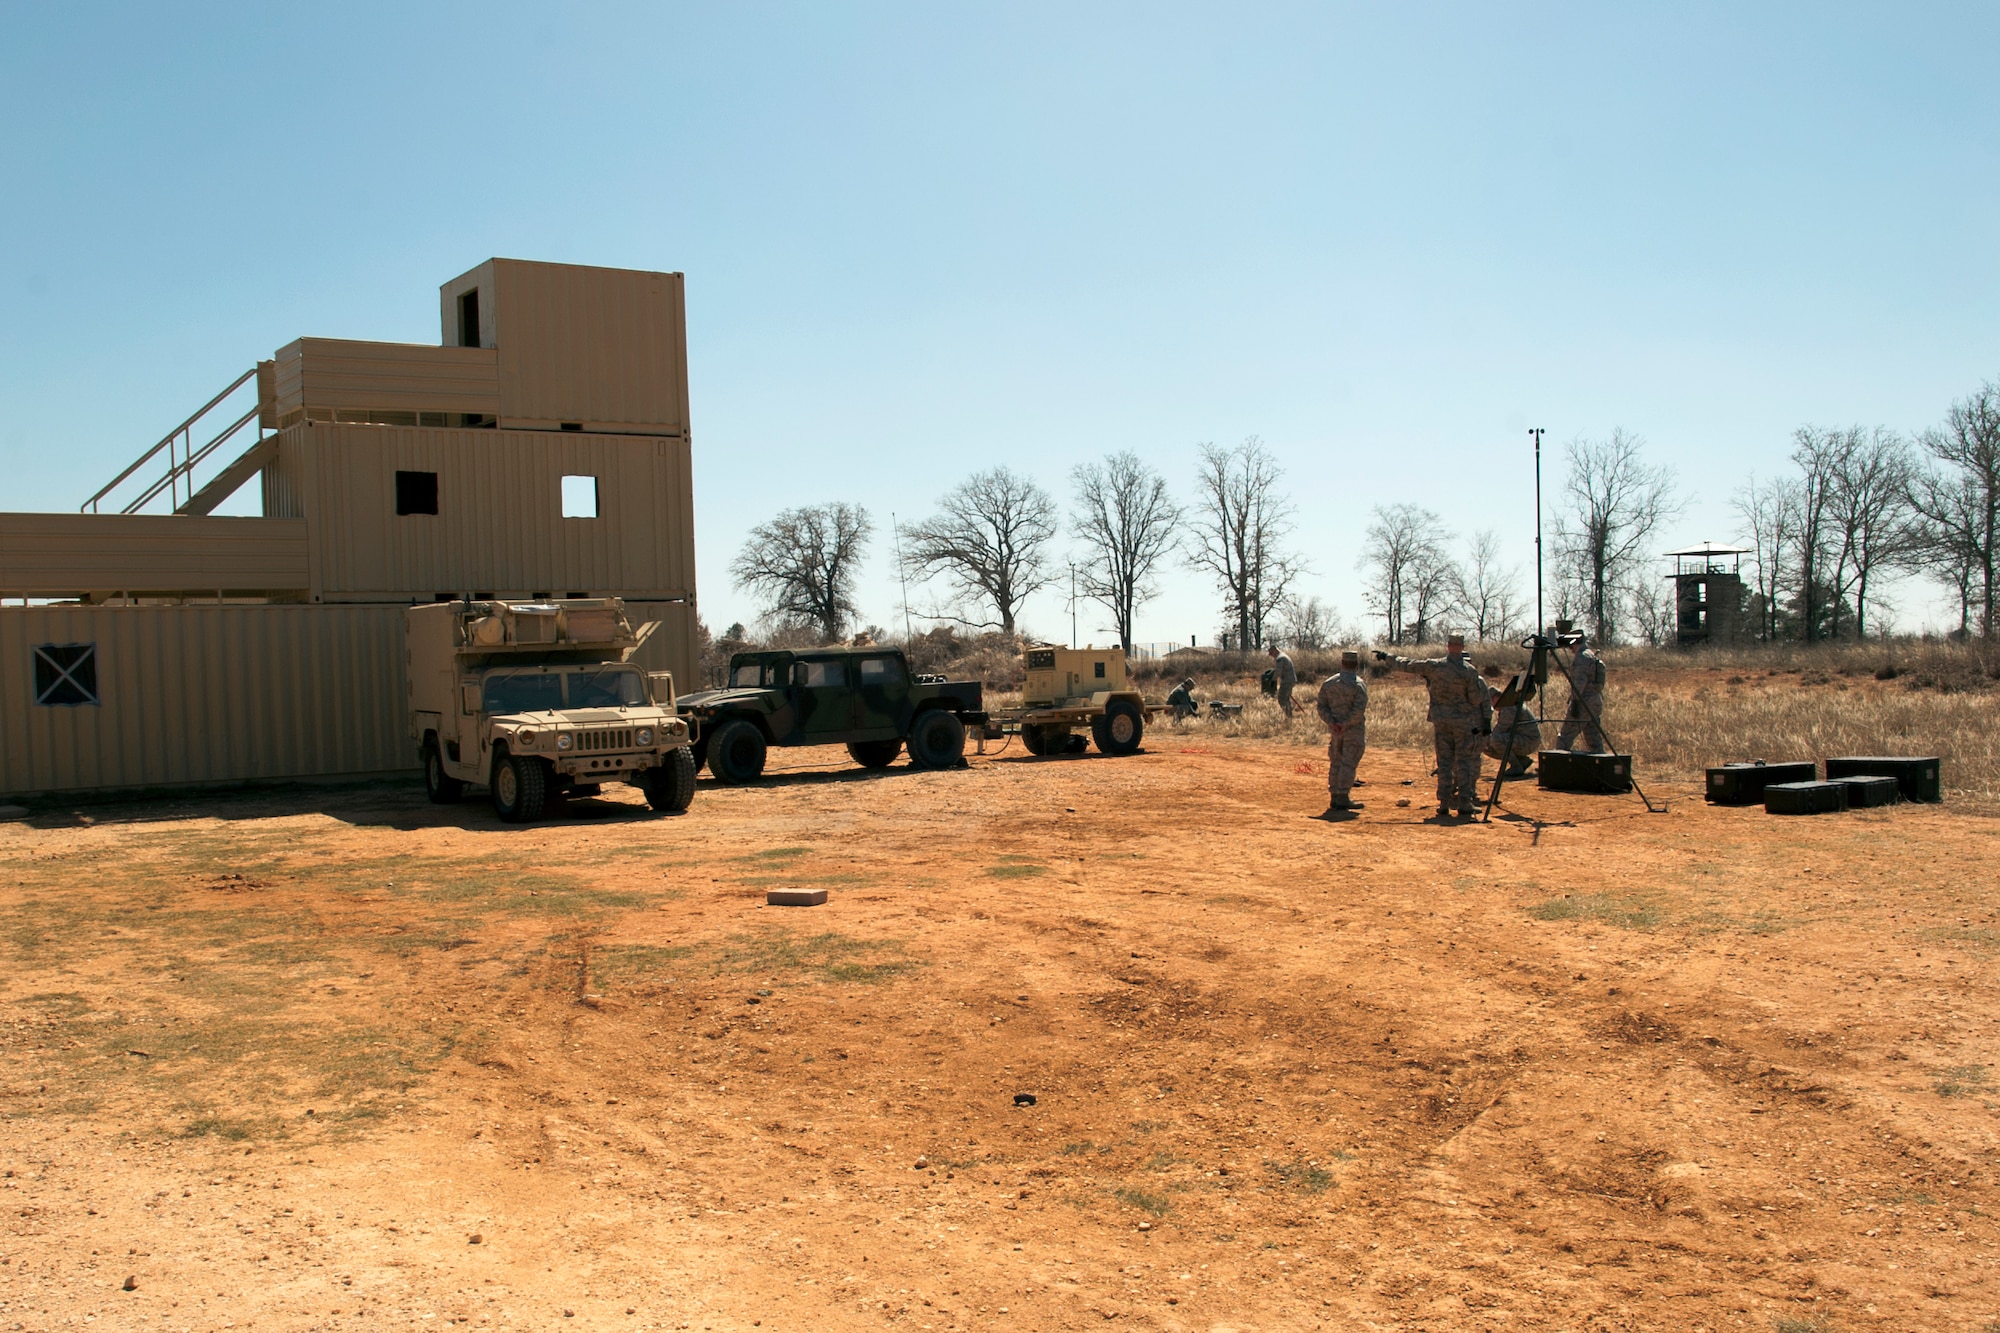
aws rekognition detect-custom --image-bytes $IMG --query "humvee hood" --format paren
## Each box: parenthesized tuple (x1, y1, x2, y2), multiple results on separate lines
(676, 688, 769, 710)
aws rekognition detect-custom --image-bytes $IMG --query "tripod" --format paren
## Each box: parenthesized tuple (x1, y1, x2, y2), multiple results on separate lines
(1482, 633, 1663, 821)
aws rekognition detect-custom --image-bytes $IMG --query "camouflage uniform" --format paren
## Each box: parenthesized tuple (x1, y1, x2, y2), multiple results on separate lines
(1385, 649, 1492, 815)
(1271, 651, 1297, 720)
(1166, 680, 1198, 720)
(1555, 645, 1608, 752)
(1483, 679, 1541, 773)
(1315, 665, 1368, 805)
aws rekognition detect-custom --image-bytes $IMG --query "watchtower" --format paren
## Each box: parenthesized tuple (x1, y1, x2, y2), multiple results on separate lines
(1665, 544, 1749, 647)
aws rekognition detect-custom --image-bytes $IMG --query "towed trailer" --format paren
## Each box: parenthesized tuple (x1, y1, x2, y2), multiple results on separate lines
(978, 646, 1171, 756)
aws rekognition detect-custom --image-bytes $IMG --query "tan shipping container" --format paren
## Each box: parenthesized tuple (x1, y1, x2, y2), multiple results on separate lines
(269, 422, 696, 603)
(272, 338, 502, 425)
(0, 603, 413, 799)
(440, 260, 687, 434)
(0, 514, 308, 597)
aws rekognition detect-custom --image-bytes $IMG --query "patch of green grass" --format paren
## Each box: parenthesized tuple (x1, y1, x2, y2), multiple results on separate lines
(729, 846, 813, 864)
(986, 864, 1048, 879)
(1063, 1141, 1095, 1155)
(1937, 1065, 1990, 1098)
(1529, 893, 1661, 930)
(1144, 1151, 1185, 1171)
(1113, 1188, 1171, 1216)
(714, 929, 917, 985)
(1266, 1158, 1336, 1193)
(592, 943, 696, 985)
(1924, 926, 2000, 954)
(179, 1115, 259, 1141)
(1131, 1119, 1164, 1133)
(1773, 1317, 1832, 1333)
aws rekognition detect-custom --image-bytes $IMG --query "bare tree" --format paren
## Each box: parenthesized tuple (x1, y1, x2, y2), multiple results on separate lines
(1732, 472, 1797, 641)
(1278, 594, 1338, 651)
(1188, 437, 1298, 652)
(1070, 452, 1181, 652)
(1908, 468, 1987, 637)
(730, 502, 873, 642)
(1359, 503, 1455, 644)
(1826, 427, 1913, 638)
(1786, 426, 1850, 641)
(899, 468, 1058, 635)
(1908, 379, 2000, 639)
(1456, 529, 1524, 642)
(1553, 430, 1683, 644)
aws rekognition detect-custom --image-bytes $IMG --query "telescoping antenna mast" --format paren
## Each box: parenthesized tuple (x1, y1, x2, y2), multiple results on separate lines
(1530, 427, 1546, 637)
(891, 513, 914, 644)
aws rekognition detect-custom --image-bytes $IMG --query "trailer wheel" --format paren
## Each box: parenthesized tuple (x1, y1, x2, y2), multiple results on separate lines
(1090, 700, 1144, 756)
(707, 720, 768, 785)
(423, 739, 464, 804)
(1020, 725, 1048, 756)
(907, 710, 967, 770)
(641, 746, 698, 812)
(847, 738, 903, 769)
(491, 751, 548, 822)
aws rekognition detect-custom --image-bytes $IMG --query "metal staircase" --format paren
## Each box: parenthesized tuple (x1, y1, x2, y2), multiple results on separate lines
(82, 367, 271, 516)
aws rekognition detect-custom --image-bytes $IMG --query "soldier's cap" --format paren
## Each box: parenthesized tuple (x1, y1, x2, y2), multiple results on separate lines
(1447, 633, 1465, 647)
(1340, 649, 1360, 664)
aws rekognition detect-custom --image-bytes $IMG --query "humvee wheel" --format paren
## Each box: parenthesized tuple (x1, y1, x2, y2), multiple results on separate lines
(707, 719, 768, 785)
(641, 745, 698, 812)
(491, 751, 548, 822)
(1090, 700, 1145, 756)
(847, 738, 903, 769)
(423, 740, 464, 804)
(908, 710, 967, 770)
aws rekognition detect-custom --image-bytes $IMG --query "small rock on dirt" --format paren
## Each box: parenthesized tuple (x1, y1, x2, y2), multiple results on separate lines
(767, 888, 828, 907)
(123, 1275, 137, 1291)
(1013, 1093, 1037, 1107)
(468, 1233, 483, 1244)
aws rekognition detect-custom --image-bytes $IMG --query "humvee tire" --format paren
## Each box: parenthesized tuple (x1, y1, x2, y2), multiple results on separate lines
(1090, 700, 1144, 757)
(847, 738, 903, 769)
(423, 740, 464, 804)
(492, 751, 548, 822)
(908, 710, 967, 770)
(641, 746, 698, 812)
(707, 719, 768, 785)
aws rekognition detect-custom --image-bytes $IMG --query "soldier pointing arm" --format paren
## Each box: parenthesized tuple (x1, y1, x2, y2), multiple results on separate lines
(1377, 632, 1491, 821)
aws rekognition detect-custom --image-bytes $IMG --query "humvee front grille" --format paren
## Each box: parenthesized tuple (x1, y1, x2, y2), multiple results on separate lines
(577, 728, 635, 752)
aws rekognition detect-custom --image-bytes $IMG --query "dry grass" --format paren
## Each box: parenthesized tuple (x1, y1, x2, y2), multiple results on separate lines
(1122, 640, 2000, 801)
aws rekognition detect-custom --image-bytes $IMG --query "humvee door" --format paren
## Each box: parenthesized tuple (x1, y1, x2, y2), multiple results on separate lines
(852, 654, 910, 739)
(793, 657, 855, 738)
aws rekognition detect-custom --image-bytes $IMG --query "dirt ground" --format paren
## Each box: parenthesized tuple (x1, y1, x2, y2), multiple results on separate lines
(2, 729, 1997, 1332)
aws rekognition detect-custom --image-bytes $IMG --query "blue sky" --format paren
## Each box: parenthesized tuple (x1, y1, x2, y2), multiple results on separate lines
(4, 3, 1996, 640)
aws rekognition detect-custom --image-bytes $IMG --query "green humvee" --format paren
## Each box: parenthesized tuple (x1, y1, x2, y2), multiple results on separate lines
(674, 647, 987, 784)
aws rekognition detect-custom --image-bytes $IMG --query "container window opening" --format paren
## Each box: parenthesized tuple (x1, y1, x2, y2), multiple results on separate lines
(458, 290, 480, 348)
(395, 470, 439, 516)
(561, 475, 599, 519)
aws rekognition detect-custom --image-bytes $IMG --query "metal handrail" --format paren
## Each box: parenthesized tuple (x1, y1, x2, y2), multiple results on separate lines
(82, 366, 257, 513)
(121, 404, 261, 515)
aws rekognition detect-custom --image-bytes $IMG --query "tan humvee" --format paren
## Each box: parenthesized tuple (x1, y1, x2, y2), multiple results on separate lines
(405, 599, 696, 822)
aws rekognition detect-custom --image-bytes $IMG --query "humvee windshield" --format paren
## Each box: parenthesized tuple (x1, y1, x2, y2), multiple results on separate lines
(482, 666, 647, 714)
(731, 660, 779, 688)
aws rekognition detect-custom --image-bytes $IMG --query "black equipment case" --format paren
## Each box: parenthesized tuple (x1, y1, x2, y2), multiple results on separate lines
(1765, 780, 1849, 815)
(1705, 760, 1817, 805)
(1537, 751, 1633, 794)
(1823, 756, 1941, 803)
(1829, 775, 1900, 808)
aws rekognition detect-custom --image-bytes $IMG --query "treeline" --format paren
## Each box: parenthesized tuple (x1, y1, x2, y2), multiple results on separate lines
(725, 438, 1327, 652)
(723, 374, 2000, 651)
(1736, 377, 2000, 642)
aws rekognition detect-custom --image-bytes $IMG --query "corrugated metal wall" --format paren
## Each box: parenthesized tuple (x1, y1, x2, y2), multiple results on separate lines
(0, 604, 413, 798)
(623, 599, 700, 696)
(273, 339, 501, 418)
(0, 515, 308, 596)
(294, 424, 696, 601)
(491, 262, 686, 432)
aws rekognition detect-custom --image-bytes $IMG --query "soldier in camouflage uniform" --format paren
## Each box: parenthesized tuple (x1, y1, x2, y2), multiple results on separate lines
(1316, 649, 1368, 812)
(1377, 632, 1492, 820)
(1483, 676, 1541, 777)
(1166, 677, 1199, 720)
(1555, 632, 1608, 752)
(1267, 644, 1297, 721)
